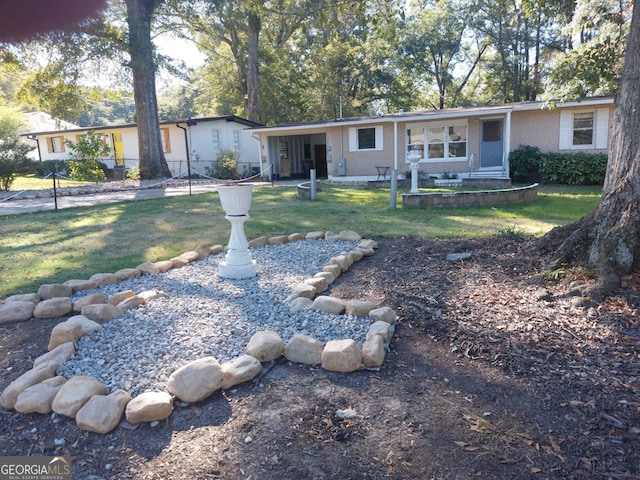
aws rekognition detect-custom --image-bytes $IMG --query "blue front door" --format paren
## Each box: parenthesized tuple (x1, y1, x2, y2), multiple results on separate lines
(480, 119, 503, 168)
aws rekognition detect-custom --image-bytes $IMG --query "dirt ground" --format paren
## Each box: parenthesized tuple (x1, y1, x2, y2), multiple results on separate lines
(1, 235, 639, 480)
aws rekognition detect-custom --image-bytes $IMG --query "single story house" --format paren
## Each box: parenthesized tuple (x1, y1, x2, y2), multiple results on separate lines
(23, 115, 263, 178)
(249, 96, 614, 181)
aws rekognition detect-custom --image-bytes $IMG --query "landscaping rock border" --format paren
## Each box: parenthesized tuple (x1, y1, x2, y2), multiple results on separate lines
(1, 230, 397, 435)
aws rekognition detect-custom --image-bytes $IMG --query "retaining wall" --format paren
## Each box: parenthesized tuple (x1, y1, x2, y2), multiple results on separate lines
(402, 183, 538, 208)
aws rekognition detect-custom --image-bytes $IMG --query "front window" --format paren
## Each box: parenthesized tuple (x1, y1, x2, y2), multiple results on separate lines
(233, 131, 241, 151)
(212, 129, 221, 152)
(49, 136, 65, 153)
(357, 127, 376, 150)
(409, 123, 467, 161)
(573, 112, 594, 146)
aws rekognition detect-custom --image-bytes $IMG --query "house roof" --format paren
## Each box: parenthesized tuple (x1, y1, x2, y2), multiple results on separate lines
(22, 115, 263, 137)
(249, 96, 615, 134)
(23, 112, 79, 133)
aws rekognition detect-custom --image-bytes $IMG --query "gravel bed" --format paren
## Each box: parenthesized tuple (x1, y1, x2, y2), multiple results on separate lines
(60, 239, 370, 396)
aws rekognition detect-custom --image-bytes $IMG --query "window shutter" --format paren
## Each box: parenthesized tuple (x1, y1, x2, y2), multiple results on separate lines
(375, 126, 384, 150)
(595, 108, 609, 149)
(348, 127, 357, 151)
(162, 128, 171, 153)
(47, 137, 53, 153)
(60, 137, 65, 153)
(558, 110, 572, 149)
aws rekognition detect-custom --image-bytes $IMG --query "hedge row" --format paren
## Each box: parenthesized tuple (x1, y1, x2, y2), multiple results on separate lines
(509, 145, 607, 185)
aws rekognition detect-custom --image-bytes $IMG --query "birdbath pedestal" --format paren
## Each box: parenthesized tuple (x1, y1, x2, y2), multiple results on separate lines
(217, 184, 256, 279)
(407, 152, 422, 194)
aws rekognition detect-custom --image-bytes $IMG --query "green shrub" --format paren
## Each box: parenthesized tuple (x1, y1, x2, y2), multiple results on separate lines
(539, 152, 607, 185)
(205, 150, 240, 180)
(64, 130, 111, 183)
(509, 145, 542, 183)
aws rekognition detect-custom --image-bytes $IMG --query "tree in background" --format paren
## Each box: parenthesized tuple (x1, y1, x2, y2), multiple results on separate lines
(125, 0, 171, 178)
(398, 0, 486, 109)
(544, 0, 631, 100)
(0, 107, 34, 190)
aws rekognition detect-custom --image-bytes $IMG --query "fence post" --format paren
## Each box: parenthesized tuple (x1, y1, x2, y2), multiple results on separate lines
(52, 170, 58, 211)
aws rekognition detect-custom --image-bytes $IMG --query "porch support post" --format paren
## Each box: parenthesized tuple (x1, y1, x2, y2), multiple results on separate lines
(504, 110, 512, 177)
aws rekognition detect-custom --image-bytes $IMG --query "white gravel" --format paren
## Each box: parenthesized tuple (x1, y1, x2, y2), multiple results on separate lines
(60, 239, 370, 396)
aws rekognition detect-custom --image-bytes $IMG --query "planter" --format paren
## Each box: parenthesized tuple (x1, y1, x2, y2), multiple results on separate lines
(218, 184, 254, 216)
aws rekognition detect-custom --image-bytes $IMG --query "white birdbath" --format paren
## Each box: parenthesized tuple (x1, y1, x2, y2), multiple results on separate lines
(217, 184, 257, 279)
(407, 152, 422, 194)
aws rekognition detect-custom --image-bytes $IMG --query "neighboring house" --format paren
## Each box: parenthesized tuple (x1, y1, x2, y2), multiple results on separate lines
(23, 115, 263, 178)
(22, 112, 79, 161)
(249, 96, 614, 181)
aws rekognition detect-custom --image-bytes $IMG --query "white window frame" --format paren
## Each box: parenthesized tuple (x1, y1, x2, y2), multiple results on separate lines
(211, 129, 221, 153)
(559, 108, 609, 150)
(348, 125, 384, 152)
(49, 136, 65, 153)
(233, 130, 241, 151)
(406, 120, 468, 163)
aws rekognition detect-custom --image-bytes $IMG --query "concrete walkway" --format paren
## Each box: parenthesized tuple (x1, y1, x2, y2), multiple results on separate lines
(0, 180, 299, 217)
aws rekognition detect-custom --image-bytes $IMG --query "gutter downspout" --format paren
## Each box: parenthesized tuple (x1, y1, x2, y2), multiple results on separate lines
(504, 109, 512, 178)
(26, 134, 42, 162)
(176, 121, 193, 196)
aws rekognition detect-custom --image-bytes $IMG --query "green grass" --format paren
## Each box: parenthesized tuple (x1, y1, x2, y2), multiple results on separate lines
(0, 184, 601, 297)
(9, 175, 92, 191)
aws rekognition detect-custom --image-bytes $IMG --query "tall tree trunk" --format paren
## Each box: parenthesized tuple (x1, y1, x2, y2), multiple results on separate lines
(125, 0, 171, 179)
(246, 11, 261, 123)
(540, 0, 640, 295)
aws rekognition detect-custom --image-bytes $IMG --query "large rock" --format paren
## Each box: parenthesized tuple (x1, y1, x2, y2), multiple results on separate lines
(0, 301, 35, 324)
(14, 377, 67, 414)
(220, 355, 262, 389)
(310, 296, 346, 314)
(195, 243, 211, 258)
(268, 235, 289, 245)
(347, 249, 364, 263)
(248, 236, 268, 248)
(362, 335, 385, 368)
(37, 284, 72, 300)
(305, 231, 325, 240)
(64, 279, 99, 293)
(89, 273, 119, 286)
(359, 239, 378, 249)
(115, 295, 146, 311)
(292, 283, 316, 299)
(321, 339, 362, 372)
(81, 303, 119, 323)
(33, 297, 73, 319)
(284, 333, 324, 365)
(172, 251, 200, 267)
(345, 300, 378, 317)
(246, 331, 284, 362)
(338, 230, 362, 241)
(35, 341, 75, 367)
(72, 293, 106, 312)
(114, 268, 141, 281)
(166, 357, 225, 403)
(329, 255, 350, 272)
(107, 290, 135, 306)
(5, 293, 39, 303)
(366, 321, 393, 343)
(52, 376, 107, 418)
(304, 277, 328, 294)
(76, 389, 131, 434)
(287, 233, 305, 242)
(314, 271, 336, 285)
(0, 361, 59, 409)
(322, 264, 342, 278)
(368, 307, 397, 325)
(66, 315, 103, 334)
(125, 391, 173, 424)
(153, 260, 174, 273)
(47, 321, 83, 352)
(137, 262, 161, 275)
(287, 297, 313, 314)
